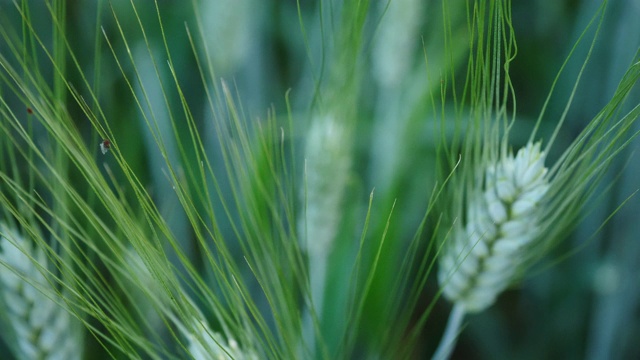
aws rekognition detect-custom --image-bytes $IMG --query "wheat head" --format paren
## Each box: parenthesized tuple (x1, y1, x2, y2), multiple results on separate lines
(438, 142, 550, 312)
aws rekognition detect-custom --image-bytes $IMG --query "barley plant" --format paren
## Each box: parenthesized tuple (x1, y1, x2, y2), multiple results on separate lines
(0, 0, 639, 359)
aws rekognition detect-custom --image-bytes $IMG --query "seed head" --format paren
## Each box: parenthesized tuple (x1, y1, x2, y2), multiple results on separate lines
(183, 314, 258, 360)
(439, 142, 549, 312)
(0, 224, 83, 359)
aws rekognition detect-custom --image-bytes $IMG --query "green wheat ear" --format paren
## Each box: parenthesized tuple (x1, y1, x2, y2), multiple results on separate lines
(438, 141, 549, 312)
(180, 307, 258, 360)
(432, 0, 640, 357)
(0, 223, 83, 360)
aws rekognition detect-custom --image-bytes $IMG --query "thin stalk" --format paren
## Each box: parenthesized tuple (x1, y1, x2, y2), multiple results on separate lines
(432, 304, 465, 360)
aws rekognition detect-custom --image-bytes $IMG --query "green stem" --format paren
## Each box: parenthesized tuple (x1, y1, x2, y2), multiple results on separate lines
(432, 304, 465, 360)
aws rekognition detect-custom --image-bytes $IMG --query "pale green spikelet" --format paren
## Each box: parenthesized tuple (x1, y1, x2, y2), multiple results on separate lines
(0, 224, 83, 360)
(438, 142, 549, 312)
(299, 111, 352, 354)
(302, 113, 351, 257)
(182, 315, 257, 360)
(372, 0, 424, 89)
(200, 0, 255, 75)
